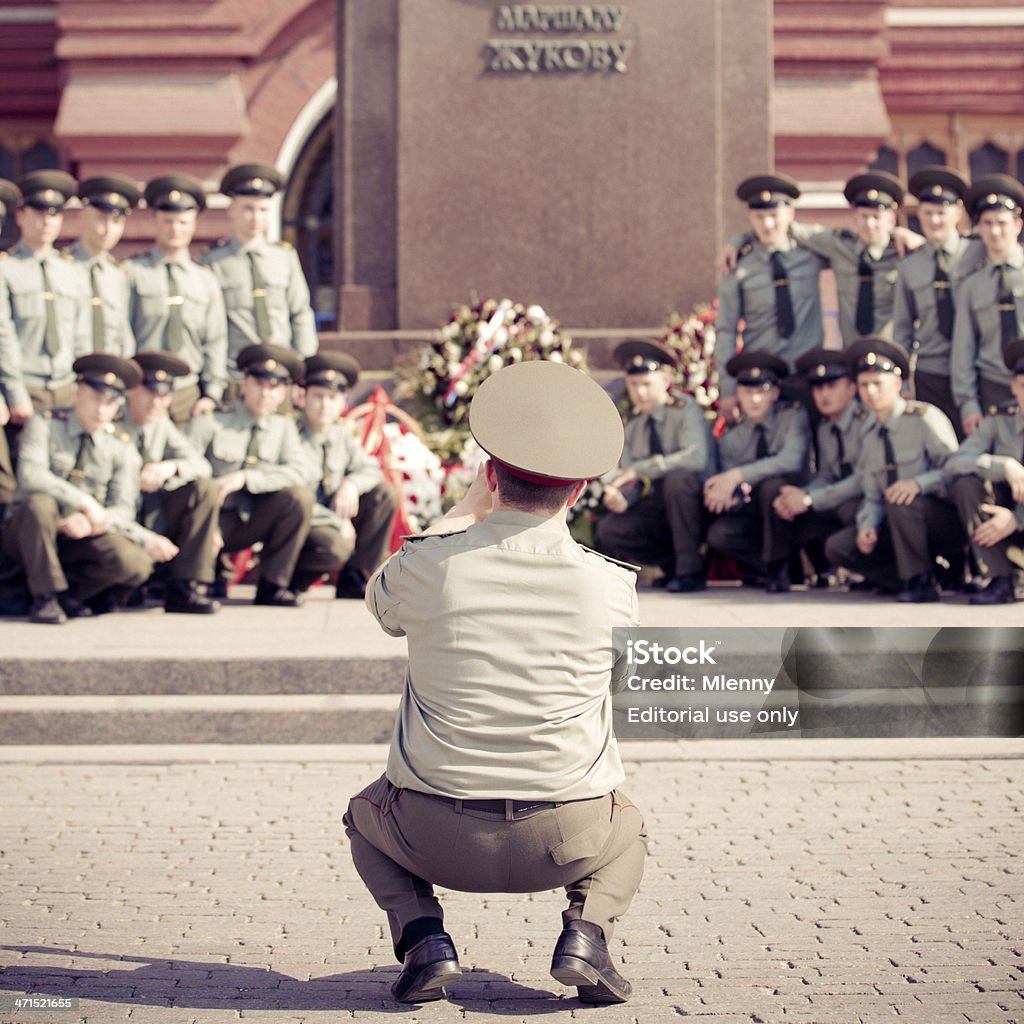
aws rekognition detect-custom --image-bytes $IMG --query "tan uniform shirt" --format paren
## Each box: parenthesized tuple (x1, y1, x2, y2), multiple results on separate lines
(369, 510, 640, 801)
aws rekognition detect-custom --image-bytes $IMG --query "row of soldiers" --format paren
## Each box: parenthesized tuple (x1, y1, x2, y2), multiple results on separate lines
(0, 344, 397, 623)
(596, 335, 1024, 605)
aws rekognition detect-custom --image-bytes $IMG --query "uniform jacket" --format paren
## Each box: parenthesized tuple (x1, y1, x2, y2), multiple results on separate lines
(806, 401, 871, 512)
(619, 397, 712, 479)
(716, 402, 812, 486)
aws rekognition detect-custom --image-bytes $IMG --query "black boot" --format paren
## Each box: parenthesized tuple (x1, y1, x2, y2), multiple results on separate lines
(896, 573, 940, 603)
(550, 919, 631, 1004)
(391, 933, 461, 1002)
(164, 579, 220, 615)
(969, 575, 1017, 605)
(254, 581, 302, 607)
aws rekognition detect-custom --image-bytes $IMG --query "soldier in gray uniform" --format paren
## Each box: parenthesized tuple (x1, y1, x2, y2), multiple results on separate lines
(120, 352, 220, 614)
(200, 163, 318, 402)
(595, 340, 712, 592)
(70, 175, 141, 358)
(951, 175, 1024, 438)
(704, 351, 812, 592)
(0, 354, 152, 624)
(291, 351, 397, 598)
(0, 171, 91, 423)
(186, 343, 314, 607)
(0, 178, 23, 511)
(716, 173, 828, 421)
(945, 336, 1024, 605)
(772, 349, 869, 584)
(825, 338, 963, 603)
(126, 175, 228, 425)
(893, 167, 985, 438)
(348, 360, 646, 1005)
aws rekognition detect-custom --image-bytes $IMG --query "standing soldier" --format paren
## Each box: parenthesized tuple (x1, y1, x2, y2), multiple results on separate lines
(0, 354, 152, 624)
(715, 173, 828, 421)
(826, 338, 962, 603)
(0, 171, 91, 423)
(126, 175, 228, 425)
(703, 351, 812, 593)
(893, 167, 985, 437)
(595, 340, 712, 592)
(186, 343, 314, 606)
(292, 351, 398, 599)
(120, 352, 221, 614)
(945, 337, 1024, 605)
(951, 174, 1024, 437)
(71, 175, 141, 357)
(200, 164, 318, 404)
(0, 178, 23, 510)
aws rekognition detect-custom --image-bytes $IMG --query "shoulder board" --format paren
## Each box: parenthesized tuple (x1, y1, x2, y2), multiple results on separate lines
(838, 229, 858, 243)
(996, 401, 1018, 416)
(198, 262, 215, 273)
(401, 529, 467, 543)
(904, 401, 927, 416)
(49, 407, 71, 421)
(577, 543, 641, 573)
(104, 423, 133, 443)
(852, 405, 869, 421)
(62, 251, 76, 263)
(274, 240, 294, 251)
(788, 400, 803, 410)
(737, 242, 754, 259)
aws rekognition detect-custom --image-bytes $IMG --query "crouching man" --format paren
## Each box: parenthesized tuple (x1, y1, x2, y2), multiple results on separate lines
(0, 355, 152, 623)
(346, 362, 647, 1004)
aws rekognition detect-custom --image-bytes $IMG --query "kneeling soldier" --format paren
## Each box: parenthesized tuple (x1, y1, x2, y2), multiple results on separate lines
(704, 351, 811, 592)
(121, 352, 220, 613)
(186, 343, 313, 606)
(945, 336, 1024, 605)
(1, 355, 152, 623)
(826, 338, 963, 602)
(595, 340, 712, 592)
(292, 352, 398, 598)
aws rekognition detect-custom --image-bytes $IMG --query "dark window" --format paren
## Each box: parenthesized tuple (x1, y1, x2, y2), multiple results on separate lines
(907, 142, 947, 179)
(870, 146, 898, 175)
(969, 142, 1008, 179)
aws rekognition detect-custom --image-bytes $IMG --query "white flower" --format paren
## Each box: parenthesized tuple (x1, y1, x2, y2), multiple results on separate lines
(539, 328, 555, 346)
(492, 326, 509, 348)
(526, 304, 546, 324)
(487, 354, 503, 372)
(508, 348, 523, 362)
(548, 351, 563, 363)
(441, 322, 461, 340)
(447, 361, 461, 376)
(454, 380, 469, 396)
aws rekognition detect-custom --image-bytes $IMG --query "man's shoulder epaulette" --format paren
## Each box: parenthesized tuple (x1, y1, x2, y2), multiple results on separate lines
(48, 407, 70, 421)
(904, 401, 927, 416)
(577, 543, 641, 573)
(273, 240, 294, 252)
(852, 404, 870, 422)
(995, 400, 1018, 416)
(839, 228, 858, 243)
(104, 423, 133, 443)
(737, 241, 754, 261)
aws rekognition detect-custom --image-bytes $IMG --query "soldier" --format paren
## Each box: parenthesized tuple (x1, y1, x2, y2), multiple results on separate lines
(200, 163, 318, 403)
(71, 175, 141, 358)
(594, 340, 712, 592)
(703, 351, 812, 592)
(945, 336, 1024, 605)
(0, 171, 91, 423)
(825, 338, 962, 603)
(126, 175, 228, 425)
(292, 351, 398, 599)
(0, 354, 152, 624)
(186, 343, 314, 606)
(892, 167, 984, 437)
(120, 352, 220, 614)
(772, 349, 869, 584)
(0, 177, 22, 509)
(715, 173, 828, 421)
(951, 174, 1024, 438)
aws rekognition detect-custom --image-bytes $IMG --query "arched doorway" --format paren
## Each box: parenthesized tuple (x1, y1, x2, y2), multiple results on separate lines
(281, 112, 335, 330)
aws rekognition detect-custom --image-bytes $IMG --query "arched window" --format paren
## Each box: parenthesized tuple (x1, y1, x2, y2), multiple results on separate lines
(870, 146, 898, 176)
(907, 142, 946, 178)
(21, 140, 60, 174)
(969, 142, 1008, 179)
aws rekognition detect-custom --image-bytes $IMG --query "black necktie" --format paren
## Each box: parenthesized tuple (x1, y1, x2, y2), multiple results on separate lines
(40, 259, 61, 357)
(165, 263, 184, 353)
(90, 263, 106, 352)
(770, 251, 795, 339)
(69, 432, 92, 485)
(754, 423, 769, 460)
(244, 425, 260, 467)
(933, 249, 954, 341)
(832, 423, 851, 479)
(998, 265, 1018, 346)
(647, 415, 663, 457)
(856, 252, 875, 336)
(879, 425, 897, 485)
(248, 250, 273, 342)
(319, 437, 333, 503)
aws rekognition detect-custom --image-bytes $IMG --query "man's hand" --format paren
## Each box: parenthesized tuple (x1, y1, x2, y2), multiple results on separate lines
(0, 398, 9, 428)
(973, 503, 1018, 547)
(1004, 459, 1024, 504)
(140, 460, 176, 493)
(856, 527, 878, 555)
(884, 478, 921, 506)
(773, 485, 808, 522)
(144, 534, 180, 562)
(962, 413, 983, 437)
(9, 401, 34, 426)
(58, 512, 93, 539)
(892, 226, 926, 256)
(79, 496, 109, 535)
(602, 484, 627, 514)
(216, 470, 246, 505)
(716, 395, 740, 425)
(191, 397, 217, 418)
(718, 244, 739, 274)
(331, 478, 360, 519)
(704, 468, 744, 515)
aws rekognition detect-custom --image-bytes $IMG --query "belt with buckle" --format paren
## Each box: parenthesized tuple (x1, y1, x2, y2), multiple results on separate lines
(433, 794, 562, 815)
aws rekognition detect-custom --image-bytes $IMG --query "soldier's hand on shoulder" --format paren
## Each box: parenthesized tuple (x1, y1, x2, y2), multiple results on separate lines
(962, 412, 983, 437)
(717, 395, 740, 425)
(718, 244, 739, 274)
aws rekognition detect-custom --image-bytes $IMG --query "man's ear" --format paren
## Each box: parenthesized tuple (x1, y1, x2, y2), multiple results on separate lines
(484, 458, 499, 492)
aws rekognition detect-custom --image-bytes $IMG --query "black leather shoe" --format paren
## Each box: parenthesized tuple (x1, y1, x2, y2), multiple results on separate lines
(764, 562, 790, 594)
(335, 566, 367, 600)
(896, 573, 940, 603)
(164, 579, 220, 615)
(391, 933, 461, 1002)
(211, 578, 229, 600)
(665, 573, 706, 593)
(550, 920, 631, 1004)
(253, 583, 302, 607)
(58, 592, 93, 618)
(30, 594, 67, 625)
(969, 575, 1017, 605)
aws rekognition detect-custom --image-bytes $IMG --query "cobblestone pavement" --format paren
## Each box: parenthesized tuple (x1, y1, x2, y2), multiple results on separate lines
(1, 744, 1022, 1024)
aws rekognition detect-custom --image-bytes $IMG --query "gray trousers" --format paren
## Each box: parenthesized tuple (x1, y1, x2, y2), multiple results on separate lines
(344, 774, 647, 956)
(951, 475, 1023, 578)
